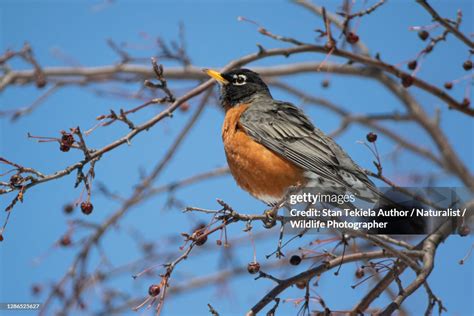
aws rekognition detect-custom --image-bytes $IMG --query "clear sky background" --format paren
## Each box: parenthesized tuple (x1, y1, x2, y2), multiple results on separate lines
(0, 0, 473, 315)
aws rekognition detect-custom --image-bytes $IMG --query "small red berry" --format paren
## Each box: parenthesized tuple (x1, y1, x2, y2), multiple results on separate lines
(346, 32, 359, 44)
(148, 284, 161, 297)
(407, 60, 417, 70)
(355, 267, 365, 279)
(60, 144, 71, 152)
(179, 103, 190, 112)
(401, 74, 414, 88)
(81, 201, 93, 215)
(295, 280, 307, 289)
(463, 60, 472, 71)
(216, 240, 222, 246)
(247, 262, 261, 274)
(424, 45, 433, 53)
(195, 234, 207, 246)
(59, 235, 71, 247)
(366, 132, 378, 143)
(290, 255, 302, 265)
(193, 224, 207, 246)
(61, 133, 74, 146)
(418, 30, 429, 41)
(0, 234, 3, 242)
(35, 74, 47, 88)
(458, 225, 470, 236)
(9, 174, 23, 187)
(462, 98, 470, 108)
(31, 284, 42, 296)
(63, 204, 74, 214)
(444, 82, 453, 90)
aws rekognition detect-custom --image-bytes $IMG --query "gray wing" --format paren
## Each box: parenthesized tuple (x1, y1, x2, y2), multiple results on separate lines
(240, 100, 378, 200)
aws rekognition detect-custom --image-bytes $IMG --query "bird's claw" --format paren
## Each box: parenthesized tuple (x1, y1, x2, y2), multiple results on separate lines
(262, 209, 277, 229)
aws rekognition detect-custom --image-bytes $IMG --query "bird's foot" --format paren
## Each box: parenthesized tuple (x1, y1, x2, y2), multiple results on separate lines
(262, 208, 277, 229)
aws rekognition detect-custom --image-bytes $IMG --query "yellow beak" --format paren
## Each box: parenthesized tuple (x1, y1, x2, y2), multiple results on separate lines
(202, 68, 229, 84)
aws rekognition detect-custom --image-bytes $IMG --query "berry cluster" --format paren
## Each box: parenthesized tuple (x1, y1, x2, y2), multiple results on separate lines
(60, 132, 75, 152)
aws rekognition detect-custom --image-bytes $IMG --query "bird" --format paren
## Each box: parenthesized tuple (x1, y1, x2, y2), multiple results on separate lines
(202, 68, 424, 233)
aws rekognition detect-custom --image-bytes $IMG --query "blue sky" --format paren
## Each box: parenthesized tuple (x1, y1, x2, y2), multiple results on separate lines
(0, 1, 473, 315)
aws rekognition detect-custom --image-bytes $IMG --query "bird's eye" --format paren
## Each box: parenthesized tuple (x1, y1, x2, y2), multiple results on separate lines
(233, 74, 247, 85)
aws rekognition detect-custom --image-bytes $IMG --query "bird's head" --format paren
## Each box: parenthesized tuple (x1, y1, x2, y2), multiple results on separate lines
(203, 68, 271, 108)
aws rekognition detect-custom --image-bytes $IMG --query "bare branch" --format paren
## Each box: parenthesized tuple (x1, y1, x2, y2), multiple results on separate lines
(246, 249, 423, 315)
(3, 46, 472, 115)
(416, 0, 473, 48)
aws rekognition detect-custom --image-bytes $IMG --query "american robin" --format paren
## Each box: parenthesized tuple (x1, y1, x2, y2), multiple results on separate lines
(203, 68, 378, 201)
(202, 68, 424, 233)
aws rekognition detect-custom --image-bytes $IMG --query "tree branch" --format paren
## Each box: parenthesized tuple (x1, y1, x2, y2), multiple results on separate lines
(416, 0, 473, 48)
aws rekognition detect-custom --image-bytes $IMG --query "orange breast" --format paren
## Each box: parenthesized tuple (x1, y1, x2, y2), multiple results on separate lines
(222, 104, 305, 204)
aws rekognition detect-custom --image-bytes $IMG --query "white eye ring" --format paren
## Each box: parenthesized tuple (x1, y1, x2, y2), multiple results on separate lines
(233, 74, 247, 85)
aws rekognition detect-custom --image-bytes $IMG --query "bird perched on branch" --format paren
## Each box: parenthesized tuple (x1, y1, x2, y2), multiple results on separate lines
(203, 68, 423, 233)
